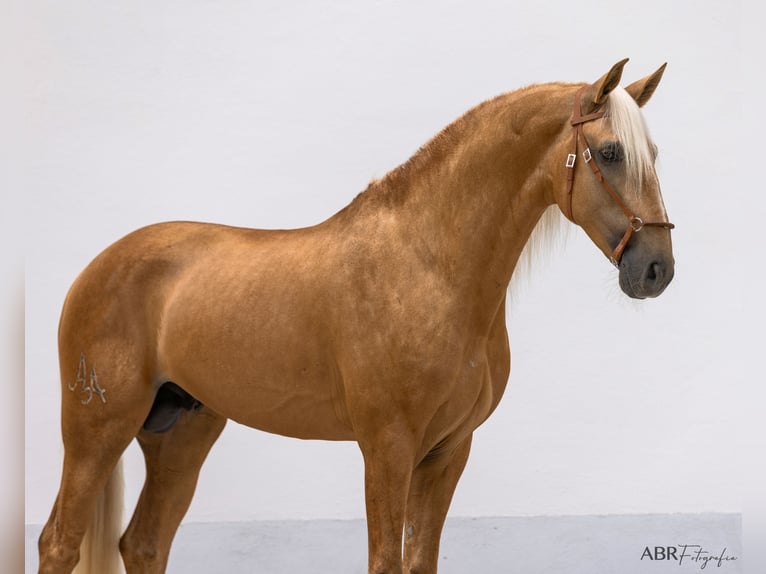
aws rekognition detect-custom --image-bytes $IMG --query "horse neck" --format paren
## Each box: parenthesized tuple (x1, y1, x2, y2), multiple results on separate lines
(345, 84, 573, 319)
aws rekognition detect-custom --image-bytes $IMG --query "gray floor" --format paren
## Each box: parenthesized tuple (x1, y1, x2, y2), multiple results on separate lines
(26, 513, 742, 573)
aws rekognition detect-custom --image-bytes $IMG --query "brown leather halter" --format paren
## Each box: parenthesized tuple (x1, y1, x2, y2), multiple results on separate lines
(564, 86, 674, 267)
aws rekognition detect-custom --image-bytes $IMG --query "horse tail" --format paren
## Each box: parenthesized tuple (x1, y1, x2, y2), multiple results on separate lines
(73, 457, 125, 574)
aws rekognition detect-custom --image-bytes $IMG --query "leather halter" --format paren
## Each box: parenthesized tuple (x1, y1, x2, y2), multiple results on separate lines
(564, 86, 674, 267)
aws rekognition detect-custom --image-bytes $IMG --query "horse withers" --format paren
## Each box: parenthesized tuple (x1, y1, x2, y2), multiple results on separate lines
(38, 59, 674, 573)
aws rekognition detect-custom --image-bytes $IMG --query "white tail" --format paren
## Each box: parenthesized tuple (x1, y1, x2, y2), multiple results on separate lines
(73, 457, 125, 574)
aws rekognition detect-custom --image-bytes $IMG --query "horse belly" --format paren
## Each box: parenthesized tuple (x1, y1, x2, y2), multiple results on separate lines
(158, 280, 353, 440)
(163, 342, 354, 440)
(205, 374, 353, 441)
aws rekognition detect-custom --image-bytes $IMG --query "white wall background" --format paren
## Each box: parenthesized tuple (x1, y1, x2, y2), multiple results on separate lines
(21, 0, 754, 529)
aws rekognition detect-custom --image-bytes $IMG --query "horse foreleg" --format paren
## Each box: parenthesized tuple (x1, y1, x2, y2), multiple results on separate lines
(360, 429, 418, 574)
(120, 406, 226, 574)
(403, 435, 472, 574)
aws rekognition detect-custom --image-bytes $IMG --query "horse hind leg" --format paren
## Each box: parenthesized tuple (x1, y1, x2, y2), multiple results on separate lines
(120, 397, 226, 574)
(39, 450, 128, 574)
(38, 351, 156, 574)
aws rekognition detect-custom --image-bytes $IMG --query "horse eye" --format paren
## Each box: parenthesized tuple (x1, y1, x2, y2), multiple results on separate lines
(600, 143, 623, 163)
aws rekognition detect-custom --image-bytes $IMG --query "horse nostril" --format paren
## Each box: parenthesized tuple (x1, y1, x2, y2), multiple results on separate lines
(647, 262, 661, 283)
(627, 259, 673, 299)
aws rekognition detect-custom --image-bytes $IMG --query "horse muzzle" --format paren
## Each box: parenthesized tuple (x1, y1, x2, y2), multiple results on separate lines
(618, 250, 675, 299)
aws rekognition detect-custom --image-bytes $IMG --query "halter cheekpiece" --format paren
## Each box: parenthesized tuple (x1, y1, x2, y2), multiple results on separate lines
(564, 86, 674, 267)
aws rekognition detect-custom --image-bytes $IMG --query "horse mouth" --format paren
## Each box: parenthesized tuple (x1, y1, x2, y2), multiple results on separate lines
(619, 279, 649, 300)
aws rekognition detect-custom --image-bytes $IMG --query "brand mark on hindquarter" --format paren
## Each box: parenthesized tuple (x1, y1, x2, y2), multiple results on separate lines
(67, 353, 107, 405)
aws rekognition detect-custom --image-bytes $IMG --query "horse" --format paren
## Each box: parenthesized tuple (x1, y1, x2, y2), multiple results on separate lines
(38, 58, 674, 574)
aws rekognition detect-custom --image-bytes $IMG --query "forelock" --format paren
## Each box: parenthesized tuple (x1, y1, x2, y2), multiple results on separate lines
(604, 86, 655, 192)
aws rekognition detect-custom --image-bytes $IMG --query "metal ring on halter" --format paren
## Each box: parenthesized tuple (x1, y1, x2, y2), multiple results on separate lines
(630, 217, 644, 232)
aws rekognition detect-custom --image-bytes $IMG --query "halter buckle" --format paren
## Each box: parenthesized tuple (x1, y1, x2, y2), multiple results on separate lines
(566, 153, 576, 168)
(582, 148, 592, 163)
(630, 217, 644, 232)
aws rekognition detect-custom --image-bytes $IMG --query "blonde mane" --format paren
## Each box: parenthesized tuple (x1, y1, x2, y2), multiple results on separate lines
(510, 205, 567, 296)
(604, 86, 656, 194)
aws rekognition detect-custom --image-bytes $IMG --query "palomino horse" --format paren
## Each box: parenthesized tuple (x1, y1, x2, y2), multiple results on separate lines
(39, 58, 674, 573)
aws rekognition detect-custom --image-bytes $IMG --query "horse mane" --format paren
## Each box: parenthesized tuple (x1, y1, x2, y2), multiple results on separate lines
(602, 86, 656, 195)
(511, 205, 567, 295)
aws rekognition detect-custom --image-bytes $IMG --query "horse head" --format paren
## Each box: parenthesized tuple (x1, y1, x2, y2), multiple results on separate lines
(554, 59, 675, 299)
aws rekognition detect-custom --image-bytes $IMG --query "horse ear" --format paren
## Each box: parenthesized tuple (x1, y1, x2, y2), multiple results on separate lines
(581, 58, 630, 114)
(625, 63, 667, 107)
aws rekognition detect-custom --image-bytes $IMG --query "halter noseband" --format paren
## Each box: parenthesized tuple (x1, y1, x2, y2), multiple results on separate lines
(564, 86, 674, 267)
